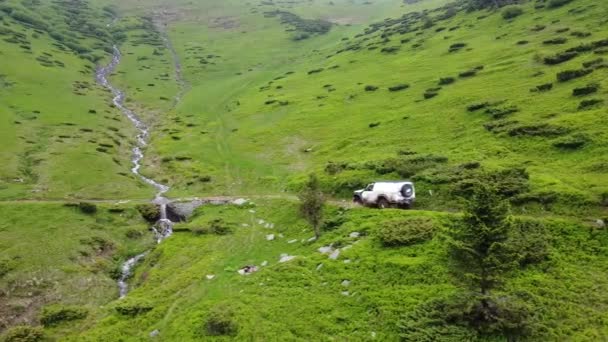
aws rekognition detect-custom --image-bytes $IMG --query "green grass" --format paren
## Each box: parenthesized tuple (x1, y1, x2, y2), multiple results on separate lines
(0, 202, 153, 332)
(57, 199, 608, 340)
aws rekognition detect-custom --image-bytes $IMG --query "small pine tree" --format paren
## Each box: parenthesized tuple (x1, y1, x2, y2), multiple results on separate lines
(298, 174, 325, 239)
(448, 181, 520, 331)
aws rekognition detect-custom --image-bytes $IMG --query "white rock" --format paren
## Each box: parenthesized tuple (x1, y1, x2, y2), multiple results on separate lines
(279, 254, 295, 263)
(270, 223, 275, 229)
(341, 280, 350, 287)
(307, 236, 317, 242)
(316, 263, 324, 271)
(150, 329, 160, 338)
(288, 239, 298, 244)
(344, 259, 351, 264)
(371, 332, 376, 338)
(349, 232, 360, 238)
(232, 198, 248, 205)
(261, 261, 268, 267)
(241, 223, 250, 227)
(278, 233, 284, 238)
(258, 219, 265, 225)
(596, 219, 606, 228)
(237, 269, 246, 275)
(266, 234, 275, 241)
(248, 209, 256, 213)
(329, 249, 340, 260)
(341, 291, 350, 296)
(206, 274, 215, 280)
(318, 246, 333, 254)
(265, 223, 271, 228)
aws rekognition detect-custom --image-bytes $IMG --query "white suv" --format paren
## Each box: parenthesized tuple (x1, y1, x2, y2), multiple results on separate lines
(353, 181, 416, 209)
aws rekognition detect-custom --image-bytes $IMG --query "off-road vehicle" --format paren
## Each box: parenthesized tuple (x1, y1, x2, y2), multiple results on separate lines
(353, 181, 415, 209)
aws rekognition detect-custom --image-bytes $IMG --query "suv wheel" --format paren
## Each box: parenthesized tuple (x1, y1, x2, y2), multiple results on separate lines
(377, 198, 389, 209)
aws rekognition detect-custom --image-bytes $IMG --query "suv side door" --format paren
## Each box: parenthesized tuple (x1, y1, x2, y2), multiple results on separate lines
(361, 183, 377, 204)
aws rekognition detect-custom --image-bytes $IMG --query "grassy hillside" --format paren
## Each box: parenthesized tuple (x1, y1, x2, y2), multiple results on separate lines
(0, 0, 155, 200)
(0, 202, 153, 332)
(53, 200, 607, 341)
(135, 0, 608, 218)
(1, 0, 608, 340)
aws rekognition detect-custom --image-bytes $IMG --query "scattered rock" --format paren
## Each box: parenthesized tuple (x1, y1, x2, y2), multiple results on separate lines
(261, 261, 268, 267)
(596, 219, 606, 228)
(232, 198, 248, 205)
(318, 246, 333, 254)
(307, 236, 317, 242)
(248, 209, 256, 213)
(341, 291, 350, 296)
(150, 329, 160, 338)
(279, 254, 295, 263)
(349, 232, 360, 238)
(258, 219, 265, 225)
(238, 265, 258, 275)
(341, 280, 351, 287)
(316, 263, 324, 271)
(344, 259, 352, 264)
(266, 234, 275, 241)
(242, 223, 250, 227)
(206, 275, 215, 280)
(329, 249, 341, 260)
(288, 239, 298, 244)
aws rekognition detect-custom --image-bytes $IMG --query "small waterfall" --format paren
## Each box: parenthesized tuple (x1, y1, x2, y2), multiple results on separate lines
(97, 18, 178, 298)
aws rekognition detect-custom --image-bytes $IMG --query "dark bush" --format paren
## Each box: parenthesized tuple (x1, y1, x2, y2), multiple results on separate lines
(508, 124, 569, 137)
(556, 68, 592, 82)
(467, 102, 490, 112)
(459, 69, 477, 78)
(381, 46, 400, 53)
(424, 91, 439, 99)
(578, 98, 604, 110)
(2, 326, 44, 342)
(485, 106, 519, 119)
(377, 217, 435, 247)
(582, 58, 604, 68)
(516, 40, 529, 45)
(543, 37, 567, 45)
(531, 83, 553, 92)
(114, 299, 153, 316)
(78, 202, 97, 214)
(388, 83, 409, 92)
(199, 175, 212, 183)
(369, 122, 381, 128)
(439, 77, 455, 85)
(449, 42, 467, 52)
(136, 203, 160, 223)
(547, 0, 573, 8)
(502, 6, 524, 20)
(204, 304, 239, 336)
(552, 134, 590, 149)
(570, 31, 591, 38)
(264, 100, 276, 105)
(307, 68, 324, 75)
(572, 83, 599, 96)
(543, 51, 578, 65)
(364, 85, 378, 91)
(40, 305, 87, 326)
(208, 219, 233, 235)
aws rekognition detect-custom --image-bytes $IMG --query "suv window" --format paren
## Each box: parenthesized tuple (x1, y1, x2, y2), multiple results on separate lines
(365, 183, 374, 191)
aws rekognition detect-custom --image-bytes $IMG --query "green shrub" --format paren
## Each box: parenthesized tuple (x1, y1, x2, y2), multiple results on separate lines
(543, 37, 567, 45)
(556, 68, 593, 82)
(439, 77, 455, 85)
(547, 0, 573, 8)
(1, 325, 44, 342)
(40, 305, 87, 326)
(531, 83, 553, 92)
(364, 85, 378, 91)
(502, 6, 523, 20)
(578, 98, 604, 110)
(78, 202, 97, 214)
(208, 219, 233, 235)
(136, 203, 160, 222)
(572, 83, 599, 96)
(377, 217, 435, 247)
(204, 303, 239, 336)
(114, 298, 153, 316)
(543, 51, 578, 65)
(388, 83, 409, 92)
(511, 218, 550, 266)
